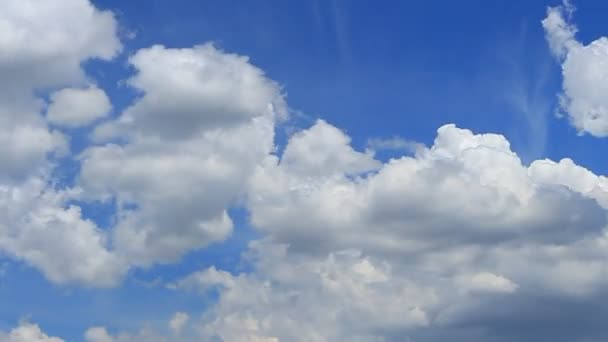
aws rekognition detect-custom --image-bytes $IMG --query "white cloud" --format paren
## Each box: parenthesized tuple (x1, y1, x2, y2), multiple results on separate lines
(0, 0, 127, 287)
(1, 3, 288, 286)
(2, 6, 288, 286)
(0, 111, 67, 183)
(175, 121, 608, 341)
(466, 272, 519, 294)
(79, 44, 285, 267)
(248, 123, 602, 255)
(0, 322, 64, 342)
(529, 157, 608, 209)
(175, 243, 432, 342)
(0, 178, 127, 287)
(543, 1, 608, 137)
(542, 1, 579, 59)
(280, 120, 380, 178)
(0, 0, 120, 91)
(93, 43, 285, 141)
(47, 86, 112, 127)
(0, 0, 120, 180)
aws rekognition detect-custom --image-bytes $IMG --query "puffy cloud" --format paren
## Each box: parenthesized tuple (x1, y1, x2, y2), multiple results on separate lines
(0, 0, 127, 287)
(0, 0, 119, 180)
(0, 322, 64, 342)
(543, 1, 608, 136)
(1, 2, 288, 285)
(279, 120, 379, 178)
(0, 109, 67, 183)
(176, 121, 608, 341)
(80, 44, 285, 266)
(249, 123, 603, 255)
(2, 2, 288, 285)
(181, 243, 432, 342)
(93, 43, 285, 141)
(46, 86, 112, 127)
(529, 157, 608, 208)
(0, 179, 127, 286)
(542, 0, 578, 59)
(0, 0, 120, 92)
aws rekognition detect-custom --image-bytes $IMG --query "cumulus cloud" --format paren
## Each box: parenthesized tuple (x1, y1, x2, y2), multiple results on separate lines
(79, 44, 285, 267)
(176, 243, 432, 341)
(542, 0, 578, 59)
(46, 86, 112, 127)
(0, 0, 289, 285)
(0, 112, 66, 183)
(0, 0, 120, 178)
(0, 322, 64, 342)
(1, 0, 289, 286)
(279, 120, 379, 178)
(172, 121, 608, 341)
(529, 157, 608, 208)
(249, 122, 604, 254)
(0, 0, 120, 92)
(0, 0, 127, 287)
(92, 43, 285, 141)
(0, 179, 127, 286)
(543, 0, 608, 136)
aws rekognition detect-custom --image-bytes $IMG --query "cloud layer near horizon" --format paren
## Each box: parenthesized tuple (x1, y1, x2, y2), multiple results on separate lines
(1, 0, 608, 341)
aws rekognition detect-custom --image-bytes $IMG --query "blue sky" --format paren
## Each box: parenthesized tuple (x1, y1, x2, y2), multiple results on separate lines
(90, 0, 608, 167)
(3, 0, 608, 341)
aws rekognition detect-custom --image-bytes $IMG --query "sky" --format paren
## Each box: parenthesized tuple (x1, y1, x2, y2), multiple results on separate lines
(2, 0, 608, 341)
